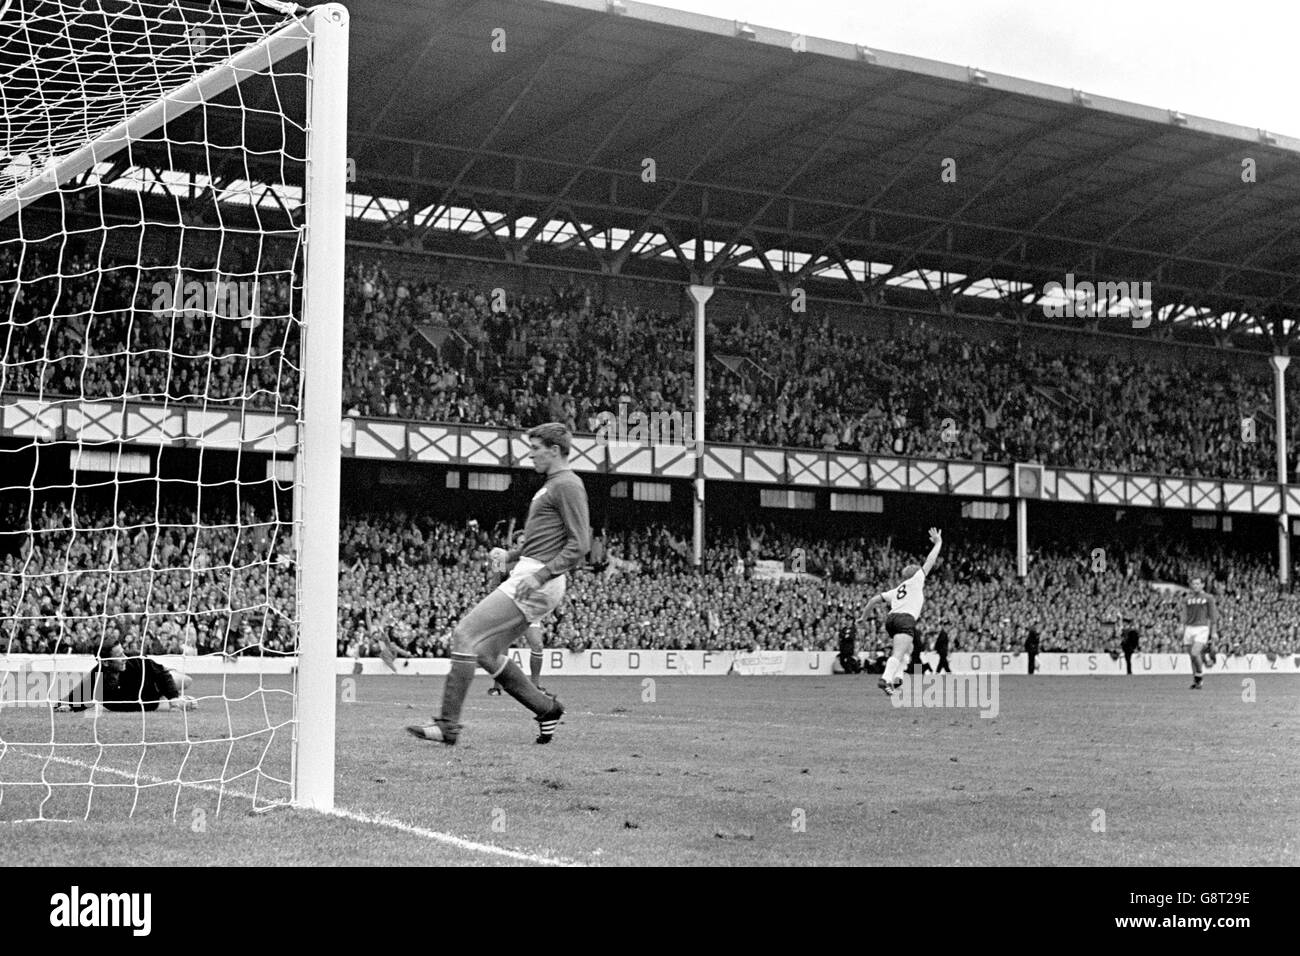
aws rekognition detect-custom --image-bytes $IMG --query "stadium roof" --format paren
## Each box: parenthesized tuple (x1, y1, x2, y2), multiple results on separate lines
(336, 0, 1300, 344)
(7, 0, 1300, 346)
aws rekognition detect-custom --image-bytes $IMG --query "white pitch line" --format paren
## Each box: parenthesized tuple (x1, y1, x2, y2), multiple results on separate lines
(320, 804, 581, 866)
(6, 748, 582, 867)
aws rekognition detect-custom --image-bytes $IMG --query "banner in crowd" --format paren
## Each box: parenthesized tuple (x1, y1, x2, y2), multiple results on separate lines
(728, 650, 787, 675)
(749, 560, 787, 581)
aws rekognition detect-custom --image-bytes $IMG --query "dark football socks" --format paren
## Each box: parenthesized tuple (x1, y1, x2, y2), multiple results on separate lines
(529, 648, 544, 685)
(494, 660, 553, 715)
(438, 653, 478, 732)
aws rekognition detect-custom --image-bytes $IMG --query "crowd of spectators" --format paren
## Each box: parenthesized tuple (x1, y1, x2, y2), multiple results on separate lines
(0, 243, 299, 411)
(3, 241, 1297, 482)
(0, 500, 296, 657)
(3, 501, 1295, 659)
(336, 261, 1297, 481)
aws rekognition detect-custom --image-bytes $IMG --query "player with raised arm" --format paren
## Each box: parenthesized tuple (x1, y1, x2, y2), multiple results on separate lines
(1182, 574, 1218, 690)
(864, 528, 942, 695)
(406, 423, 590, 745)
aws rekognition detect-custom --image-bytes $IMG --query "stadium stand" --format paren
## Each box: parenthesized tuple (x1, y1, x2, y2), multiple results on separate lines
(335, 258, 1300, 481)
(0, 244, 299, 410)
(3, 241, 1298, 482)
(4, 236, 1297, 664)
(0, 499, 296, 657)
(4, 501, 1295, 659)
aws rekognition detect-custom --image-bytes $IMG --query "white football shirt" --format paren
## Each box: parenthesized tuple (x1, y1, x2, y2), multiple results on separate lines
(880, 569, 926, 618)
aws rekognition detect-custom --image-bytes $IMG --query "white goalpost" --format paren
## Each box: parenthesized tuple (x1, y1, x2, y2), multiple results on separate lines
(0, 0, 347, 819)
(296, 0, 347, 812)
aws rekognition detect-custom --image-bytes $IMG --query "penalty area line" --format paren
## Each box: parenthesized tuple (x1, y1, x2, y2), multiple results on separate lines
(8, 748, 582, 867)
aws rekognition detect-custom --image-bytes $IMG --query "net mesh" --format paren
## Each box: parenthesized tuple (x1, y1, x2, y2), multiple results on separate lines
(0, 0, 316, 821)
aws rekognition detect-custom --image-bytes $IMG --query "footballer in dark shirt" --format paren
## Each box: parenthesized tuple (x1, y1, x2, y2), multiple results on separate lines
(58, 641, 194, 712)
(1182, 575, 1218, 690)
(407, 422, 590, 746)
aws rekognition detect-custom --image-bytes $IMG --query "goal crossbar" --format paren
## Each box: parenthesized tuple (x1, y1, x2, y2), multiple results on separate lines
(0, 15, 313, 224)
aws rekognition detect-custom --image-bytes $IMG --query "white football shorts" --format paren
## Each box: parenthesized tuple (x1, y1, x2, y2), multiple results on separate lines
(497, 556, 566, 624)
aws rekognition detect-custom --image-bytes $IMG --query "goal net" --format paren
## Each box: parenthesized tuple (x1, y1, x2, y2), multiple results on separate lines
(0, 0, 347, 821)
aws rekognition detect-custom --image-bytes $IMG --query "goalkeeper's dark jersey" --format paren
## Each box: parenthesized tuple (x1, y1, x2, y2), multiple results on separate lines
(68, 659, 179, 712)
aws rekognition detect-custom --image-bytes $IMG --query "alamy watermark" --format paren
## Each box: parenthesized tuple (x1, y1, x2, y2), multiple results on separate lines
(0, 665, 87, 707)
(593, 402, 701, 457)
(50, 886, 151, 936)
(150, 277, 259, 319)
(1041, 273, 1152, 329)
(890, 671, 999, 718)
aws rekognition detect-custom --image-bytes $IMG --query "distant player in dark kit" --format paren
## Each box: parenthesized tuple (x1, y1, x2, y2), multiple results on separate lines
(1120, 618, 1140, 675)
(1025, 625, 1040, 674)
(864, 528, 942, 695)
(406, 423, 590, 745)
(905, 632, 931, 675)
(934, 624, 951, 673)
(1183, 575, 1218, 690)
(57, 640, 195, 712)
(835, 615, 862, 674)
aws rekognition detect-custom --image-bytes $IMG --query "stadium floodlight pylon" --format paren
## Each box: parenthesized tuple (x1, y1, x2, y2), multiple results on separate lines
(0, 0, 347, 818)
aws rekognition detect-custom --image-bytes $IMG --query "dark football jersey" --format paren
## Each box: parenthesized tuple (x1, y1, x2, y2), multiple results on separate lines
(1183, 592, 1216, 627)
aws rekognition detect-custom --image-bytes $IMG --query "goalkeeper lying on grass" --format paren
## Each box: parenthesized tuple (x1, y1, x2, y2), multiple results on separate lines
(56, 640, 196, 712)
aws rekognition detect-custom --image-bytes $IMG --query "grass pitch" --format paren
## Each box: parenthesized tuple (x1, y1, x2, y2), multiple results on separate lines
(2, 673, 1296, 866)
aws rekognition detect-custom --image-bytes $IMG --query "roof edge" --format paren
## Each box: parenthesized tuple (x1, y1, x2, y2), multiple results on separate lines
(536, 0, 1300, 153)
